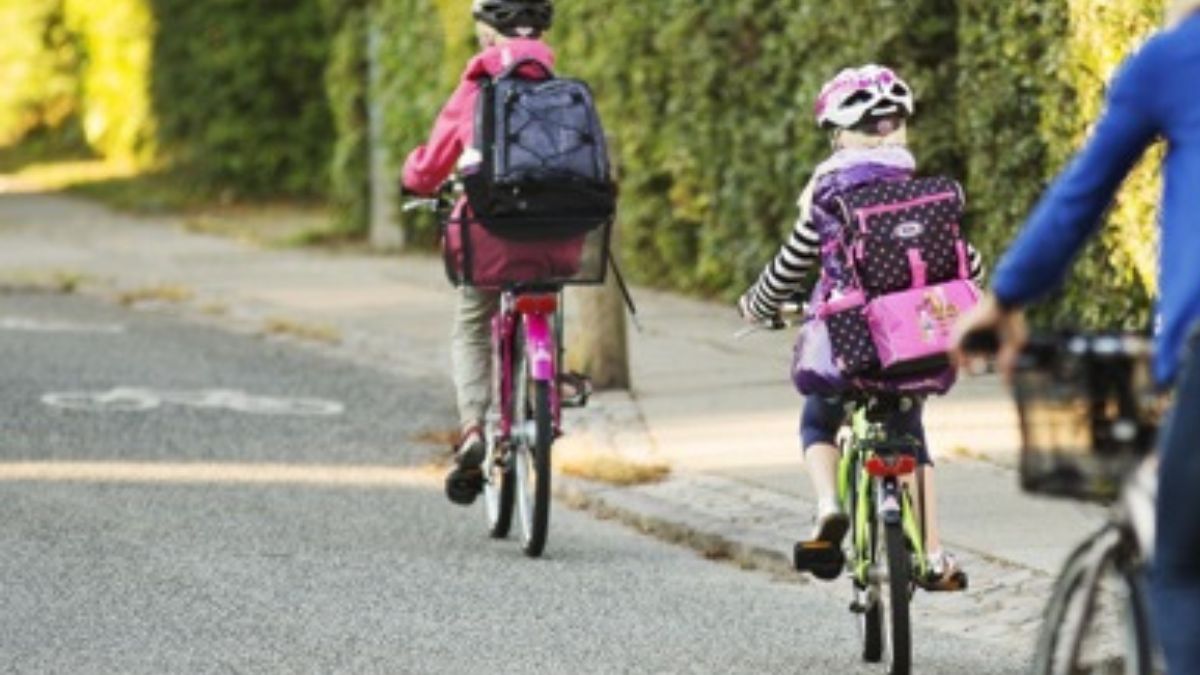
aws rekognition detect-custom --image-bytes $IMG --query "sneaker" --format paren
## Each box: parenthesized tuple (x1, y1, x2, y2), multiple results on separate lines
(444, 426, 485, 506)
(918, 549, 969, 592)
(794, 509, 849, 581)
(811, 508, 850, 547)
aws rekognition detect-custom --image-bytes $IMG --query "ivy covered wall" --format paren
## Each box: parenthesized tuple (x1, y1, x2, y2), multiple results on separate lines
(1, 0, 1170, 326)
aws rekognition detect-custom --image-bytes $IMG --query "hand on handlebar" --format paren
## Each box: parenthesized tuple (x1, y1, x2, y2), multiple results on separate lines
(951, 293, 1028, 382)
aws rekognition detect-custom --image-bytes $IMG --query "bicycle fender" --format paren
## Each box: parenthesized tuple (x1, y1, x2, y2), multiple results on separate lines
(522, 313, 556, 382)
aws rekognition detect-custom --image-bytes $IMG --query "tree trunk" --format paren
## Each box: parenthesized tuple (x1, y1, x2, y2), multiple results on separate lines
(565, 270, 630, 391)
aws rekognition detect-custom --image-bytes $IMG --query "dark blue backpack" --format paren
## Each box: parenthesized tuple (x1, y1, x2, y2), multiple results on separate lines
(463, 58, 616, 240)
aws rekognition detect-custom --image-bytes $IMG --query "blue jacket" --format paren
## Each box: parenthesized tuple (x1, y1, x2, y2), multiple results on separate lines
(991, 15, 1200, 384)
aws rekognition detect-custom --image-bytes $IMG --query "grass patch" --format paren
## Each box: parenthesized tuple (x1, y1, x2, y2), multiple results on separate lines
(950, 445, 983, 461)
(558, 450, 671, 487)
(0, 269, 89, 294)
(1, 143, 360, 250)
(261, 316, 342, 345)
(413, 428, 459, 449)
(199, 302, 229, 316)
(117, 284, 195, 306)
(183, 203, 335, 248)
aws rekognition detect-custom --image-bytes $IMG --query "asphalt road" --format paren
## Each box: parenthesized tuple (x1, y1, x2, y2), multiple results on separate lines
(0, 292, 1028, 674)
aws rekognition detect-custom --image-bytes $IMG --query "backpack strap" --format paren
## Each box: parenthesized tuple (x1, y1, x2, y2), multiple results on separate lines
(495, 57, 555, 81)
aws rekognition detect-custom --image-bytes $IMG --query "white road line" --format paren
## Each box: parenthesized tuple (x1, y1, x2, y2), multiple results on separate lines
(0, 461, 441, 487)
(1, 316, 126, 334)
(42, 387, 345, 416)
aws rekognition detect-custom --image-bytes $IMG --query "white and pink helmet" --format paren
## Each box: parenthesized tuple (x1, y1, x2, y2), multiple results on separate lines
(814, 65, 915, 130)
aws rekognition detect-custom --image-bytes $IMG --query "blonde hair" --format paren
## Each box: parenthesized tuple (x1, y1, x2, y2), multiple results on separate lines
(1167, 0, 1200, 26)
(834, 124, 909, 151)
(475, 21, 507, 48)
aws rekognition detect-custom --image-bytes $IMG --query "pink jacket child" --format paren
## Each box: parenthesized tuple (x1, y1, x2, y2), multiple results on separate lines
(402, 38, 555, 195)
(402, 38, 583, 287)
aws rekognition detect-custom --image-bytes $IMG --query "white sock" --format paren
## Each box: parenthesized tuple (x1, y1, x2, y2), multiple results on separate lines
(816, 497, 841, 519)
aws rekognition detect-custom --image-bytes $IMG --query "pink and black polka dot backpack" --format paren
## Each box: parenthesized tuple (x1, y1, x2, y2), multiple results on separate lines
(812, 176, 980, 390)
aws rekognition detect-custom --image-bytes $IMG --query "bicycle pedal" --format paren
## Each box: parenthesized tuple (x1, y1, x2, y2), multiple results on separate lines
(917, 570, 969, 593)
(793, 540, 845, 581)
(559, 372, 593, 409)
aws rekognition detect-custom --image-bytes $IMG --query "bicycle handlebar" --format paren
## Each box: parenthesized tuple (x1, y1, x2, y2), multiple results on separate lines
(400, 180, 460, 215)
(734, 300, 806, 340)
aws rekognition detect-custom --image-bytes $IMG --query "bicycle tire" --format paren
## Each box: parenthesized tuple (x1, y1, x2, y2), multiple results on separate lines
(1120, 562, 1155, 675)
(1032, 527, 1152, 675)
(485, 442, 515, 539)
(883, 521, 913, 675)
(859, 471, 883, 664)
(517, 380, 552, 558)
(512, 319, 553, 559)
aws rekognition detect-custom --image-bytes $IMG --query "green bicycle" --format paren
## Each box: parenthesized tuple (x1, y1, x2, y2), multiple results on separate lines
(795, 394, 965, 675)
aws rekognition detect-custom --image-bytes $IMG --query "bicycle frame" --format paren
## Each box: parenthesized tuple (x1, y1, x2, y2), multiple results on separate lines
(494, 289, 562, 442)
(839, 407, 929, 584)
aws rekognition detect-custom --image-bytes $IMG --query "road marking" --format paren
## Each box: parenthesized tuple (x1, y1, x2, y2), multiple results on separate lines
(0, 461, 440, 487)
(1, 316, 125, 334)
(42, 387, 345, 416)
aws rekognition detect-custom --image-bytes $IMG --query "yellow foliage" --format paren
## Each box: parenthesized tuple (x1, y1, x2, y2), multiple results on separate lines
(1055, 0, 1163, 294)
(63, 0, 156, 162)
(433, 0, 476, 87)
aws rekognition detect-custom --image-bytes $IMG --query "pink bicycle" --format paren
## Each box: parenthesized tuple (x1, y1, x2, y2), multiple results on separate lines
(482, 288, 567, 557)
(404, 182, 609, 558)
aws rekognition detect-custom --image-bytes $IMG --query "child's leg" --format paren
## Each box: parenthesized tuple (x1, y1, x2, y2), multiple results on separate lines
(805, 442, 842, 514)
(919, 465, 944, 554)
(802, 396, 849, 541)
(896, 402, 965, 587)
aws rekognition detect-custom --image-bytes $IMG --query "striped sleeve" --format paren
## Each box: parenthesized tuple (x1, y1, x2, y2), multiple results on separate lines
(744, 217, 820, 320)
(966, 243, 986, 285)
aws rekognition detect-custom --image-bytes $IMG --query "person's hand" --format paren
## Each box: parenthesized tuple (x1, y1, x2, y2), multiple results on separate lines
(951, 293, 1028, 382)
(736, 294, 760, 325)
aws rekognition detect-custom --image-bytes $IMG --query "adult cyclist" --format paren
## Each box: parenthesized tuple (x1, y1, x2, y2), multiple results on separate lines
(954, 3, 1200, 672)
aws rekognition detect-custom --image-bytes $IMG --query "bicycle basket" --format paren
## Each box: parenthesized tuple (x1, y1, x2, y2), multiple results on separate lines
(1013, 333, 1163, 503)
(442, 208, 611, 289)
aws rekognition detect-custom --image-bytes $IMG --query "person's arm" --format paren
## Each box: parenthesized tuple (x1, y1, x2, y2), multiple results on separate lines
(966, 243, 985, 285)
(740, 215, 821, 321)
(402, 80, 478, 196)
(991, 48, 1163, 309)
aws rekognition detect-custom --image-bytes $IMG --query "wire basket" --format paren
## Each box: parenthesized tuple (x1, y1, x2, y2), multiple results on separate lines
(443, 213, 611, 289)
(1014, 333, 1163, 503)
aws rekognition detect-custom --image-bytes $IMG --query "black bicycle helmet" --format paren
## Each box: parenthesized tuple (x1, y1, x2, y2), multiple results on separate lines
(472, 0, 553, 37)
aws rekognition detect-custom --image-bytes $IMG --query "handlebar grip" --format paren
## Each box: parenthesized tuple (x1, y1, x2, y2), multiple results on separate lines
(960, 328, 1000, 355)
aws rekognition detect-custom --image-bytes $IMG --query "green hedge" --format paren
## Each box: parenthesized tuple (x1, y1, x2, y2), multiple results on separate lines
(148, 0, 334, 196)
(958, 0, 1160, 328)
(3, 0, 335, 198)
(323, 0, 370, 231)
(547, 1, 961, 296)
(3, 0, 1168, 325)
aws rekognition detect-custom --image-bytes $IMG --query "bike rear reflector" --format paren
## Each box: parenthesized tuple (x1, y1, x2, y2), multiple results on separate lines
(865, 455, 917, 478)
(514, 294, 558, 315)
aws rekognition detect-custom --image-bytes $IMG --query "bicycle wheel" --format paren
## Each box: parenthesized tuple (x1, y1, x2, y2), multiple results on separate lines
(1032, 527, 1153, 675)
(484, 437, 515, 539)
(854, 466, 884, 664)
(881, 521, 913, 675)
(513, 335, 553, 558)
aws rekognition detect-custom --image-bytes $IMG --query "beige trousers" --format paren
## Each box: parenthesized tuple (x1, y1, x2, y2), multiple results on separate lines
(451, 286, 501, 429)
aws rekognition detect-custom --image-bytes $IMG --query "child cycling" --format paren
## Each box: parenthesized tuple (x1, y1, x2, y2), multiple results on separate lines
(401, 0, 555, 504)
(738, 65, 985, 589)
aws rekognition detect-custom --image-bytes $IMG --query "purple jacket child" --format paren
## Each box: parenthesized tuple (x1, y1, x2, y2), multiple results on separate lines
(740, 144, 985, 396)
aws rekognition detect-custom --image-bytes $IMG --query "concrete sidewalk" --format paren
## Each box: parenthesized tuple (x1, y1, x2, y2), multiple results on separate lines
(0, 184, 1103, 654)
